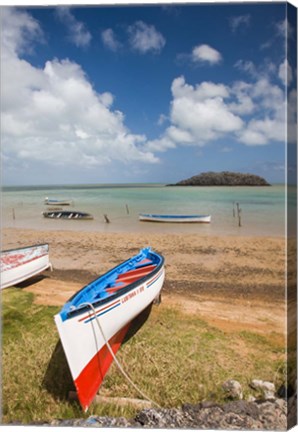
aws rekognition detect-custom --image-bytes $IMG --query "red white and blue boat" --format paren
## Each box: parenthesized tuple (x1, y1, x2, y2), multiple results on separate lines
(1, 244, 52, 290)
(54, 247, 165, 411)
(139, 213, 211, 223)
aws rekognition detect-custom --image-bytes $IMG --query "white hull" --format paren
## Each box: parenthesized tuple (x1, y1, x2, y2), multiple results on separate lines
(139, 214, 211, 223)
(54, 266, 165, 411)
(1, 244, 52, 289)
(44, 197, 72, 206)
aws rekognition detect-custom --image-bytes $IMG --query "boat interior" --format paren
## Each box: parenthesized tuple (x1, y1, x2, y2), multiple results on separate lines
(62, 250, 162, 319)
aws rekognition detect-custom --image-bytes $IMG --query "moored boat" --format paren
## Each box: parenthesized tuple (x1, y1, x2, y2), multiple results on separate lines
(139, 213, 211, 223)
(54, 247, 165, 411)
(43, 211, 94, 220)
(44, 197, 73, 206)
(1, 244, 52, 289)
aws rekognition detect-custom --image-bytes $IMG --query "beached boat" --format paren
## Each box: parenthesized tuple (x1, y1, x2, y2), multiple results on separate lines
(54, 247, 165, 411)
(43, 211, 94, 220)
(1, 244, 52, 290)
(44, 197, 73, 206)
(139, 213, 211, 223)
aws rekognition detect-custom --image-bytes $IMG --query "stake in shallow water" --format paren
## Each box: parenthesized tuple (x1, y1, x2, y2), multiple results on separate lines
(236, 202, 242, 227)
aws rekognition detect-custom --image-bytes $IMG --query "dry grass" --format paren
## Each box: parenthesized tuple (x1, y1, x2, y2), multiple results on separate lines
(1, 288, 286, 424)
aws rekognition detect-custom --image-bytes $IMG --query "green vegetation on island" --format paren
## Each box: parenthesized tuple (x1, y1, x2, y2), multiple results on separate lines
(168, 171, 271, 186)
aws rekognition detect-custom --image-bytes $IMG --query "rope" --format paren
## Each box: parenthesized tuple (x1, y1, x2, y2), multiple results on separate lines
(82, 302, 160, 408)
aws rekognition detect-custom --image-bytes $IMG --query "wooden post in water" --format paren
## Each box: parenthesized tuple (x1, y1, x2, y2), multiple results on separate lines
(12, 208, 15, 220)
(104, 214, 110, 223)
(233, 201, 236, 218)
(236, 202, 242, 227)
(126, 204, 129, 215)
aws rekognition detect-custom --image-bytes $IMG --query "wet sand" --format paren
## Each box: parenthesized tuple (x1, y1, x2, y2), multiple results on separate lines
(2, 227, 286, 343)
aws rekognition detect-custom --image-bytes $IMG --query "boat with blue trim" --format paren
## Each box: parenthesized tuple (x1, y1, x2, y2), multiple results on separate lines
(44, 197, 73, 206)
(54, 247, 165, 411)
(139, 213, 211, 223)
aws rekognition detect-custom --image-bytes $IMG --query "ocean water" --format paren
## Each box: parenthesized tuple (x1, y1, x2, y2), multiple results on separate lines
(1, 183, 287, 237)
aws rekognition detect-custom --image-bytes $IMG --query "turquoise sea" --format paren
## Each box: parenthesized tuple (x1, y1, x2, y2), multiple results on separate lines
(1, 183, 288, 237)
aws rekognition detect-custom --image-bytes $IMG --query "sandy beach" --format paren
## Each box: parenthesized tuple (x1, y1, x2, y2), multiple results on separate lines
(2, 227, 286, 344)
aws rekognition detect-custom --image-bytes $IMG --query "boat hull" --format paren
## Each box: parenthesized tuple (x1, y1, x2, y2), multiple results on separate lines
(1, 244, 52, 289)
(54, 250, 165, 411)
(43, 211, 93, 220)
(139, 213, 211, 223)
(45, 198, 72, 206)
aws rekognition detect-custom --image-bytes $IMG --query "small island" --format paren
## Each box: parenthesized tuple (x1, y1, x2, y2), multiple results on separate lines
(168, 171, 271, 186)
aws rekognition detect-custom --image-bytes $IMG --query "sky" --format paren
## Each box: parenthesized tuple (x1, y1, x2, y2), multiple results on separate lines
(1, 1, 297, 185)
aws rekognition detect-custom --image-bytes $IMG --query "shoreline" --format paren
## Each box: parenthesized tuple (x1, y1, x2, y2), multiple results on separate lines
(2, 216, 285, 238)
(2, 227, 286, 340)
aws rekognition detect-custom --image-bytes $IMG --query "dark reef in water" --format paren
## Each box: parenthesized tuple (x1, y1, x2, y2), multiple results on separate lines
(168, 171, 271, 186)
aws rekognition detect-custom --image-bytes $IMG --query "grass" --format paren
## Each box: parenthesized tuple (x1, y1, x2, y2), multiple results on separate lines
(1, 288, 286, 424)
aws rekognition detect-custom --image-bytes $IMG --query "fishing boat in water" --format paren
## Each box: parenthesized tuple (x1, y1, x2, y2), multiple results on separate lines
(44, 197, 73, 206)
(139, 213, 211, 223)
(43, 211, 94, 220)
(1, 244, 52, 289)
(54, 247, 165, 411)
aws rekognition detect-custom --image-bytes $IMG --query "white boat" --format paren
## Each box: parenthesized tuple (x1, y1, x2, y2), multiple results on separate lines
(1, 244, 52, 290)
(54, 247, 165, 411)
(44, 197, 73, 206)
(139, 213, 211, 223)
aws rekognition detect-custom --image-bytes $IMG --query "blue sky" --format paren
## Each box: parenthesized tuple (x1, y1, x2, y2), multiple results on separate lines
(1, 2, 297, 185)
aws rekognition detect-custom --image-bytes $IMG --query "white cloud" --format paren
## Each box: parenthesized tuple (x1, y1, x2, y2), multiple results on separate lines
(101, 28, 121, 51)
(192, 44, 222, 65)
(237, 78, 286, 145)
(147, 71, 287, 152)
(1, 7, 43, 58)
(128, 21, 165, 54)
(278, 59, 293, 86)
(229, 14, 251, 33)
(238, 117, 285, 146)
(56, 6, 91, 47)
(234, 59, 257, 77)
(147, 76, 243, 151)
(1, 8, 159, 172)
(276, 19, 295, 40)
(229, 81, 255, 115)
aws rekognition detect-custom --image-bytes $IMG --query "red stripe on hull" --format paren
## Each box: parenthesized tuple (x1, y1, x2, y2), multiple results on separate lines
(74, 323, 130, 411)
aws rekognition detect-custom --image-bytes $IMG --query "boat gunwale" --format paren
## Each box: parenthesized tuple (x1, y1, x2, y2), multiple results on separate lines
(43, 211, 93, 219)
(63, 251, 164, 321)
(1, 243, 49, 254)
(139, 213, 210, 219)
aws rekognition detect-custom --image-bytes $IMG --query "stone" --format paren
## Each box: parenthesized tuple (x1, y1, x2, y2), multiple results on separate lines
(222, 379, 243, 399)
(250, 380, 276, 399)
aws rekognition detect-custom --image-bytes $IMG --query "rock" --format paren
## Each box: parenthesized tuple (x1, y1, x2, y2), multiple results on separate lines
(30, 397, 289, 429)
(222, 379, 243, 399)
(250, 380, 276, 399)
(135, 408, 188, 428)
(21, 384, 294, 430)
(167, 171, 271, 187)
(222, 400, 259, 419)
(257, 400, 287, 429)
(247, 395, 256, 403)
